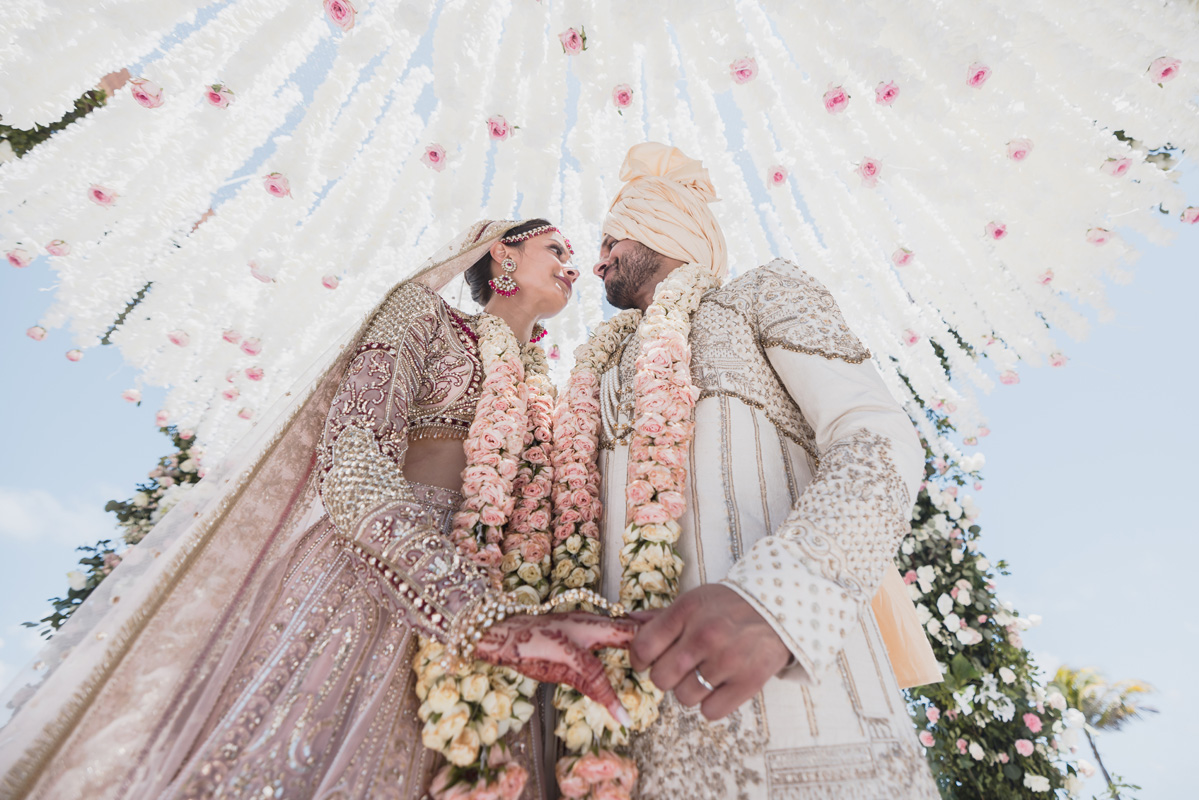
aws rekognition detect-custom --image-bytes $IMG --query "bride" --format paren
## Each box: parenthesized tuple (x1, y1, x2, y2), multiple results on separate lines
(0, 219, 635, 800)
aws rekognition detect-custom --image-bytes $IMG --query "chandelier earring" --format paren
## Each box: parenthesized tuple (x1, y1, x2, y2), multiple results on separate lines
(489, 256, 520, 298)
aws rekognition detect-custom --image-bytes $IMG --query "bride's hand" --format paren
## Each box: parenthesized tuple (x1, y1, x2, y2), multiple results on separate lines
(473, 611, 639, 728)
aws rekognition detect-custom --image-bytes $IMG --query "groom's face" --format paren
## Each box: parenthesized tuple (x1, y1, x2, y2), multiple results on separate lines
(593, 235, 666, 310)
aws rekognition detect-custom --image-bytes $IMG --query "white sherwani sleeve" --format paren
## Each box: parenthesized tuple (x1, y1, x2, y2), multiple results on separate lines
(720, 270, 924, 685)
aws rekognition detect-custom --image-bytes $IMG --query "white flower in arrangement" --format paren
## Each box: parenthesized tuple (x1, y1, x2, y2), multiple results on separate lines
(956, 585, 972, 607)
(66, 571, 88, 591)
(901, 538, 915, 555)
(968, 742, 985, 761)
(975, 557, 990, 572)
(1046, 689, 1067, 710)
(1022, 773, 1051, 792)
(945, 500, 963, 520)
(1076, 759, 1096, 778)
(914, 603, 932, 624)
(1064, 774, 1085, 797)
(999, 666, 1017, 684)
(179, 458, 199, 473)
(959, 453, 986, 473)
(1059, 725, 1079, 751)
(426, 678, 461, 714)
(926, 618, 942, 635)
(943, 611, 961, 630)
(951, 548, 964, 564)
(993, 696, 1016, 722)
(1064, 708, 1086, 728)
(931, 515, 952, 537)
(956, 626, 983, 646)
(916, 565, 936, 593)
(962, 496, 980, 520)
(937, 593, 954, 616)
(131, 491, 151, 508)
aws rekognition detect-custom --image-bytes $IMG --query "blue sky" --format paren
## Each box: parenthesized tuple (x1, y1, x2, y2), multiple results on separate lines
(1, 166, 1195, 797)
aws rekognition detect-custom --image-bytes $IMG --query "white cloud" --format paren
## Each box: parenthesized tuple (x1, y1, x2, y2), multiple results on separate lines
(0, 487, 115, 546)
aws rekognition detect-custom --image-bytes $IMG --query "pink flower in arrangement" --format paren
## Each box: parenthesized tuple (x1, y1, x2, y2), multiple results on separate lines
(421, 143, 447, 171)
(945, 708, 959, 721)
(249, 261, 275, 283)
(903, 569, 918, 585)
(1181, 207, 1199, 224)
(222, 387, 240, 401)
(999, 370, 1020, 385)
(823, 85, 850, 114)
(222, 329, 241, 344)
(225, 369, 238, 383)
(122, 389, 141, 403)
(1015, 739, 1035, 757)
(857, 157, 881, 188)
(241, 337, 262, 356)
(1148, 56, 1181, 84)
(155, 409, 170, 426)
(204, 84, 234, 108)
(1038, 269, 1054, 285)
(321, 274, 340, 289)
(903, 329, 920, 345)
(245, 366, 265, 381)
(985, 221, 1008, 240)
(1023, 713, 1043, 733)
(966, 62, 992, 88)
(1006, 138, 1034, 161)
(559, 27, 586, 55)
(1101, 157, 1132, 177)
(1086, 227, 1112, 244)
(956, 739, 968, 755)
(892, 247, 914, 267)
(548, 344, 561, 360)
(875, 80, 899, 105)
(998, 752, 1010, 763)
(129, 78, 164, 108)
(166, 330, 190, 347)
(978, 426, 990, 437)
(6, 248, 31, 268)
(919, 731, 935, 747)
(237, 407, 254, 420)
(45, 239, 71, 256)
(730, 56, 758, 84)
(926, 706, 941, 723)
(88, 184, 118, 206)
(26, 326, 46, 340)
(978, 615, 988, 623)
(487, 115, 512, 141)
(612, 84, 634, 112)
(262, 172, 291, 198)
(324, 0, 356, 31)
(66, 349, 83, 362)
(768, 165, 788, 186)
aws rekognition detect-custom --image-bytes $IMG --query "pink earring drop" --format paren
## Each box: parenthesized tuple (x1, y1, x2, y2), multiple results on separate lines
(489, 256, 519, 297)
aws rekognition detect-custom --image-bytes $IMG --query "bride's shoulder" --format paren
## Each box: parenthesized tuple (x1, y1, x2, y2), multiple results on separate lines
(363, 281, 451, 345)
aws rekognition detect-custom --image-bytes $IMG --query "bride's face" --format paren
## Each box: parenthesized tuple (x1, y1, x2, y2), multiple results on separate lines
(502, 232, 578, 317)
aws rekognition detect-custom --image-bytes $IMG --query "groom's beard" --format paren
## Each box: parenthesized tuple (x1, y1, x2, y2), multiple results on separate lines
(604, 242, 661, 310)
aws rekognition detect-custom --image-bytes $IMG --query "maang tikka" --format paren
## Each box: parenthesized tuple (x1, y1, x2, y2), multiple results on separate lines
(489, 256, 519, 297)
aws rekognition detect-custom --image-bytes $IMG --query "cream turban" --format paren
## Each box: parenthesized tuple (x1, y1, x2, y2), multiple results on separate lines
(603, 142, 729, 280)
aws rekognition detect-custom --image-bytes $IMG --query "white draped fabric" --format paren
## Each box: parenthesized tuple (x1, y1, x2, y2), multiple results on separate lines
(1, 0, 1196, 460)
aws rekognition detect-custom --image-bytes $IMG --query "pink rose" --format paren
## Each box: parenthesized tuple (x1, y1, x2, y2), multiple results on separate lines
(88, 184, 118, 206)
(249, 261, 275, 283)
(612, 84, 633, 111)
(956, 738, 968, 754)
(6, 248, 32, 268)
(822, 85, 850, 114)
(155, 409, 170, 426)
(487, 115, 511, 141)
(903, 570, 918, 585)
(985, 221, 1007, 240)
(548, 344, 560, 359)
(919, 731, 935, 747)
(26, 325, 46, 341)
(263, 172, 291, 198)
(658, 490, 686, 519)
(875, 80, 899, 105)
(45, 239, 71, 257)
(1038, 269, 1053, 285)
(966, 62, 991, 88)
(222, 329, 241, 343)
(626, 480, 654, 507)
(422, 143, 447, 171)
(559, 27, 586, 55)
(1015, 738, 1034, 757)
(222, 387, 240, 401)
(324, 0, 356, 31)
(857, 157, 881, 188)
(768, 165, 788, 186)
(574, 751, 623, 783)
(1086, 227, 1112, 244)
(1101, 157, 1132, 177)
(1023, 713, 1043, 733)
(129, 78, 164, 108)
(999, 370, 1019, 385)
(998, 752, 1009, 763)
(241, 337, 262, 355)
(479, 507, 506, 527)
(632, 504, 669, 526)
(66, 349, 83, 361)
(168, 330, 190, 347)
(122, 388, 141, 403)
(978, 426, 990, 437)
(730, 57, 758, 84)
(1181, 207, 1199, 224)
(950, 587, 960, 599)
(926, 706, 940, 723)
(245, 366, 264, 381)
(978, 615, 988, 623)
(320, 274, 340, 289)
(1006, 138, 1033, 161)
(903, 329, 919, 345)
(891, 247, 914, 267)
(204, 84, 234, 108)
(1148, 56, 1181, 84)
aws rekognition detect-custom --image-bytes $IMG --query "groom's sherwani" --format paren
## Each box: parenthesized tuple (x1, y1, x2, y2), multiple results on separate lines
(597, 260, 939, 799)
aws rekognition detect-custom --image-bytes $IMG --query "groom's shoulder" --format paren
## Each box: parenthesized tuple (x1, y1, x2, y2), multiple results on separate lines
(702, 258, 831, 310)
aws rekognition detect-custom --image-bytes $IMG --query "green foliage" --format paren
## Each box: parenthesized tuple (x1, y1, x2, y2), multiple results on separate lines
(0, 89, 108, 158)
(100, 282, 154, 345)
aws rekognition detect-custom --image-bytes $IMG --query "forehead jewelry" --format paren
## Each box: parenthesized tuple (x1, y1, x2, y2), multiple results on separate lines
(501, 225, 574, 256)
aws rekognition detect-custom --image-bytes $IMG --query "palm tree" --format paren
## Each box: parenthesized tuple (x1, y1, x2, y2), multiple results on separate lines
(1052, 666, 1157, 799)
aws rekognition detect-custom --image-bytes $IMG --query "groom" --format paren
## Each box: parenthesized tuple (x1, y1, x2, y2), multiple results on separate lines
(588, 143, 940, 798)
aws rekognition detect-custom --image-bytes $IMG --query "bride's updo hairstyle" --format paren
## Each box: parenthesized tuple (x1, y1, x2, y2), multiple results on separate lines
(463, 218, 555, 305)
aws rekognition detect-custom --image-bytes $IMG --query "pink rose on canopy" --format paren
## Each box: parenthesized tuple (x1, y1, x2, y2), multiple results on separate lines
(421, 143, 447, 171)
(1023, 713, 1043, 733)
(875, 80, 899, 105)
(1101, 157, 1132, 176)
(891, 247, 914, 267)
(129, 78, 164, 108)
(998, 752, 1009, 764)
(999, 370, 1019, 385)
(204, 83, 234, 108)
(548, 344, 560, 359)
(6, 248, 31, 268)
(822, 85, 850, 114)
(558, 27, 586, 55)
(249, 261, 275, 283)
(241, 337, 262, 355)
(985, 221, 1007, 240)
(955, 739, 968, 754)
(768, 165, 788, 186)
(66, 349, 83, 362)
(222, 329, 241, 343)
(857, 157, 881, 188)
(1038, 269, 1054, 285)
(918, 731, 935, 747)
(88, 184, 118, 206)
(902, 569, 917, 584)
(903, 329, 919, 345)
(730, 56, 758, 84)
(168, 330, 190, 347)
(487, 115, 512, 141)
(1049, 352, 1068, 367)
(263, 172, 291, 198)
(926, 706, 940, 723)
(1086, 227, 1112, 244)
(122, 389, 141, 403)
(245, 366, 264, 381)
(612, 84, 634, 112)
(321, 274, 340, 289)
(155, 410, 170, 426)
(966, 62, 991, 88)
(1181, 207, 1199, 224)
(1015, 739, 1035, 757)
(1006, 138, 1033, 161)
(237, 407, 254, 420)
(324, 0, 356, 31)
(26, 326, 46, 341)
(45, 239, 71, 256)
(1148, 56, 1181, 84)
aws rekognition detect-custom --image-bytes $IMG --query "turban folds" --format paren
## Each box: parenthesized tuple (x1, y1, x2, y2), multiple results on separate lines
(603, 142, 729, 280)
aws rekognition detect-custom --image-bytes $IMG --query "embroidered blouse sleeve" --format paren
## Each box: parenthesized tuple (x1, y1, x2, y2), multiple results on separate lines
(317, 282, 490, 643)
(719, 265, 924, 684)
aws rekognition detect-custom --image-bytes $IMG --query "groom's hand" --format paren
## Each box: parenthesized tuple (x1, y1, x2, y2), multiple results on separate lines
(629, 584, 791, 721)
